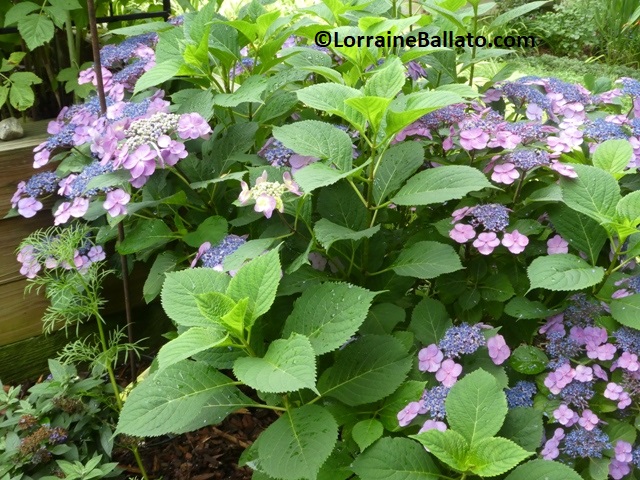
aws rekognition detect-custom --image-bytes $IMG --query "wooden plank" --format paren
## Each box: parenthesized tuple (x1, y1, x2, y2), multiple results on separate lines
(0, 119, 51, 210)
(0, 302, 172, 384)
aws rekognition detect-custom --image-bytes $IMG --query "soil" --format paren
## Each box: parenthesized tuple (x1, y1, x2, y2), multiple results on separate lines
(114, 408, 276, 480)
(110, 361, 276, 480)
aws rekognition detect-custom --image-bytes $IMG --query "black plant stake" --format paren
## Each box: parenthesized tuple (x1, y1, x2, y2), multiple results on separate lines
(85, 1, 149, 477)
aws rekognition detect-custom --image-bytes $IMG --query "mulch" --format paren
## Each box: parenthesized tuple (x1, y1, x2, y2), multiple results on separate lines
(114, 408, 276, 480)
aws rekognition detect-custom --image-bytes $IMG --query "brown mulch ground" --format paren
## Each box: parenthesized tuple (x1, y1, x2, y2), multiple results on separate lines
(114, 408, 276, 480)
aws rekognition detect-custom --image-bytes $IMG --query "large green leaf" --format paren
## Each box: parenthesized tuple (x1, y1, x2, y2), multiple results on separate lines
(258, 405, 338, 480)
(592, 139, 633, 174)
(293, 161, 370, 193)
(118, 219, 174, 254)
(161, 268, 230, 326)
(411, 429, 469, 472)
(117, 362, 253, 437)
(317, 335, 412, 406)
(226, 249, 281, 324)
(509, 346, 548, 375)
(408, 297, 452, 345)
(273, 120, 354, 171)
(445, 369, 507, 446)
(498, 407, 543, 452)
(352, 437, 440, 480)
(391, 241, 463, 279)
(527, 254, 604, 292)
(504, 460, 583, 480)
(157, 327, 229, 371)
(372, 142, 425, 204)
(352, 419, 384, 452)
(610, 294, 640, 329)
(215, 75, 267, 107)
(314, 219, 380, 251)
(365, 57, 406, 99)
(617, 190, 640, 227)
(143, 251, 179, 303)
(133, 60, 181, 94)
(233, 334, 317, 393)
(504, 297, 560, 319)
(18, 14, 55, 50)
(391, 166, 493, 206)
(467, 437, 532, 477)
(282, 282, 377, 355)
(296, 83, 364, 126)
(560, 164, 621, 224)
(548, 206, 607, 265)
(182, 216, 227, 248)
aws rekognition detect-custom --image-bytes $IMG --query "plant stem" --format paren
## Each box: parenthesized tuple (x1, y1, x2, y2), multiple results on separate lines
(468, 3, 479, 87)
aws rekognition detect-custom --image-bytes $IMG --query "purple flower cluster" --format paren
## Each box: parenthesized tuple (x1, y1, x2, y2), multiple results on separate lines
(17, 234, 106, 279)
(397, 323, 510, 430)
(535, 298, 640, 471)
(449, 204, 530, 255)
(192, 235, 247, 271)
(505, 381, 537, 408)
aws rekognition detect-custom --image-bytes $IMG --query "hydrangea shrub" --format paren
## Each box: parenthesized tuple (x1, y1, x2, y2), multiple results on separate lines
(9, 1, 640, 479)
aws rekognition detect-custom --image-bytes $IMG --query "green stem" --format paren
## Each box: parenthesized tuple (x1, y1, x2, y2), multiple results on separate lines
(468, 3, 479, 87)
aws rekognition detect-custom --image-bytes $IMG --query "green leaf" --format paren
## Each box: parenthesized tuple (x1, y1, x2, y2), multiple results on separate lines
(386, 91, 463, 136)
(499, 407, 543, 452)
(352, 419, 384, 452)
(296, 83, 364, 126)
(314, 219, 380, 251)
(489, 1, 549, 28)
(293, 161, 370, 193)
(344, 96, 391, 130)
(592, 139, 633, 174)
(361, 303, 405, 335)
(117, 362, 253, 437)
(504, 297, 560, 319)
(411, 429, 469, 472)
(220, 298, 249, 338)
(408, 297, 452, 345)
(317, 335, 412, 406)
(391, 241, 463, 279)
(589, 458, 610, 480)
(504, 459, 583, 480)
(509, 345, 549, 375)
(118, 219, 174, 254)
(8, 83, 35, 111)
(173, 88, 215, 120)
(215, 75, 267, 107)
(282, 282, 377, 355)
(5, 2, 40, 26)
(560, 164, 621, 224)
(18, 15, 55, 50)
(9, 71, 41, 86)
(617, 190, 640, 226)
(480, 274, 515, 302)
(467, 437, 532, 477)
(273, 120, 354, 171)
(258, 405, 338, 480)
(373, 142, 425, 204)
(133, 60, 181, 94)
(85, 170, 131, 192)
(527, 254, 604, 292)
(143, 251, 179, 303)
(182, 216, 227, 248)
(365, 57, 406, 99)
(610, 294, 640, 329)
(548, 206, 607, 265)
(391, 166, 493, 206)
(352, 437, 440, 480)
(233, 334, 317, 394)
(226, 249, 281, 324)
(195, 291, 237, 325)
(223, 238, 277, 271)
(157, 327, 229, 371)
(445, 369, 507, 446)
(161, 268, 230, 327)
